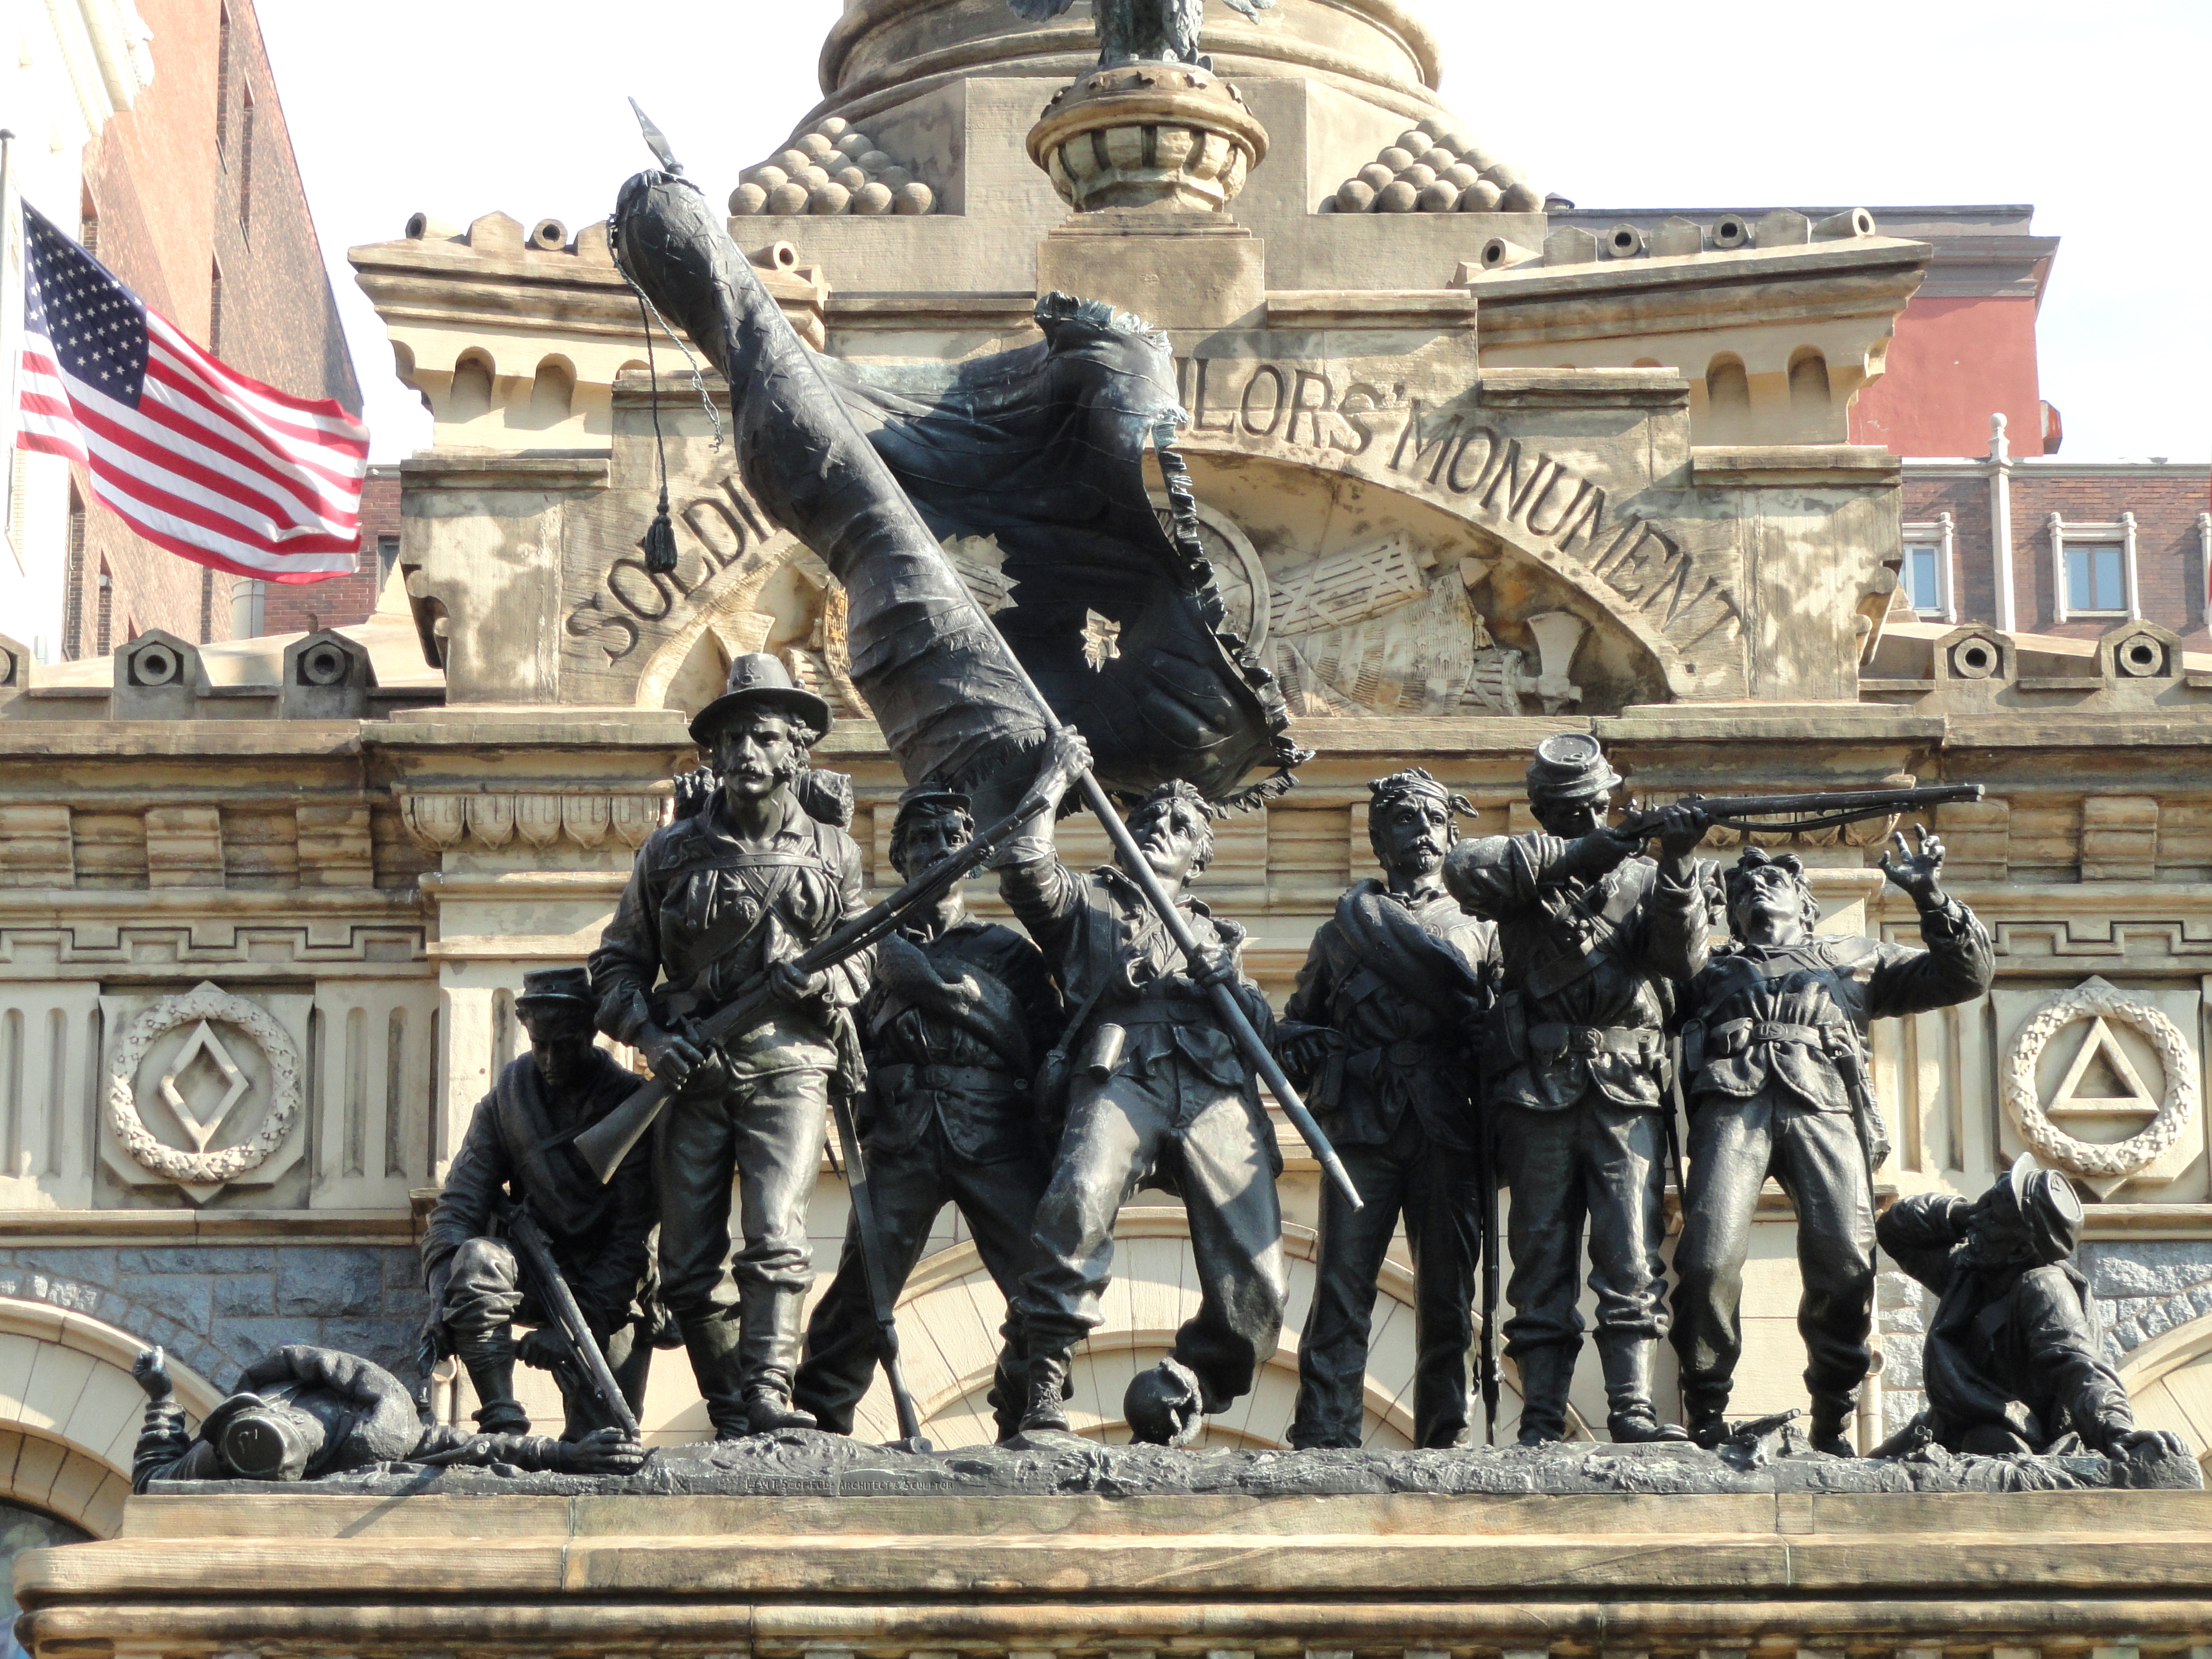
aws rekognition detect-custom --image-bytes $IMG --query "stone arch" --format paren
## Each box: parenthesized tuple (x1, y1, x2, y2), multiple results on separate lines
(814, 1208, 1566, 1450)
(524, 354, 576, 427)
(445, 350, 495, 422)
(2117, 1311, 2212, 1471)
(0, 1298, 222, 1538)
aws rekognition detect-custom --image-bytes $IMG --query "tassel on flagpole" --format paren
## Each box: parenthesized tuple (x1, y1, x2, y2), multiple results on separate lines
(642, 486, 678, 573)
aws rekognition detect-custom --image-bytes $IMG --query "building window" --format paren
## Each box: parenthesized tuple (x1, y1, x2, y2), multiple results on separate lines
(216, 4, 232, 158)
(239, 88, 254, 236)
(2049, 511, 2138, 622)
(95, 563, 113, 659)
(209, 259, 223, 356)
(78, 187, 98, 260)
(376, 534, 401, 588)
(199, 566, 216, 643)
(63, 490, 87, 660)
(1899, 513, 1955, 622)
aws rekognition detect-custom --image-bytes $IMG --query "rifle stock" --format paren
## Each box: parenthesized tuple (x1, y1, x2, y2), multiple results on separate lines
(503, 1201, 638, 1438)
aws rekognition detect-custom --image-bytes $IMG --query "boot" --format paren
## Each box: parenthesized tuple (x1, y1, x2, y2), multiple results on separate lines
(1600, 1336, 1689, 1443)
(1685, 1404, 1732, 1450)
(1809, 1393, 1857, 1458)
(454, 1329, 529, 1437)
(1513, 1344, 1575, 1445)
(1017, 1348, 1073, 1435)
(737, 1282, 816, 1434)
(681, 1316, 751, 1441)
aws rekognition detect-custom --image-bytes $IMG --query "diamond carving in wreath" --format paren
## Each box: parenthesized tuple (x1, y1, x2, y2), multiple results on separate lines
(105, 982, 302, 1186)
(2004, 975, 2198, 1187)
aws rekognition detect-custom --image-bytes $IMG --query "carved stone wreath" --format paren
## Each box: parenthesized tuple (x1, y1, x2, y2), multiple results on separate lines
(106, 983, 302, 1185)
(2004, 976, 2198, 1180)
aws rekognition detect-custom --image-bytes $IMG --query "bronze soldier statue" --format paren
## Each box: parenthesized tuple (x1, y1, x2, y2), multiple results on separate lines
(1441, 733, 1709, 1444)
(1669, 835, 1994, 1455)
(794, 788, 1063, 1442)
(1000, 742, 1285, 1445)
(589, 653, 873, 1438)
(1281, 769, 1497, 1449)
(129, 1345, 643, 1487)
(421, 967, 660, 1436)
(1876, 1156, 2186, 1462)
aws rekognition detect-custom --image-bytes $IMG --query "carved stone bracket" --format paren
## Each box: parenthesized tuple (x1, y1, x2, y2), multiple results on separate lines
(397, 793, 668, 854)
(2004, 975, 2199, 1188)
(105, 982, 302, 1194)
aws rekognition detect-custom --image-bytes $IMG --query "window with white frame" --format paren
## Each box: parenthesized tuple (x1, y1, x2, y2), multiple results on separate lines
(1899, 513, 1954, 620)
(2050, 511, 2138, 623)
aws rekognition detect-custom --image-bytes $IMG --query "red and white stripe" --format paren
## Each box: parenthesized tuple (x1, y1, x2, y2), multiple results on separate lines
(15, 281, 368, 585)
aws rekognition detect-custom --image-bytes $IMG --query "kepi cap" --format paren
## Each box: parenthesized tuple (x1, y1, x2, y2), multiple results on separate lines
(515, 966, 593, 1011)
(1525, 732, 1623, 803)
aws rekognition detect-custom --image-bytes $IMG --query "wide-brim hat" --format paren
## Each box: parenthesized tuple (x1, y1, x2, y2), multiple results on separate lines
(2008, 1152, 2084, 1265)
(515, 966, 593, 1012)
(689, 651, 832, 749)
(1526, 732, 1623, 802)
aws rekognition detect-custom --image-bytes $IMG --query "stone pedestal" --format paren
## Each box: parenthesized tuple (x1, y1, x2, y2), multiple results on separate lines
(1028, 64, 1268, 212)
(19, 1485, 2212, 1657)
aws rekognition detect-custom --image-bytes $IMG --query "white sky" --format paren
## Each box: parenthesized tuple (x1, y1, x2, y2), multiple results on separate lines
(254, 0, 2211, 465)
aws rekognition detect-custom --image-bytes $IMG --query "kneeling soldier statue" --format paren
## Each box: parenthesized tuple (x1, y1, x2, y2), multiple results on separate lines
(1876, 1155, 2185, 1462)
(421, 967, 660, 1436)
(590, 653, 873, 1438)
(1001, 746, 1285, 1447)
(794, 788, 1064, 1442)
(1669, 833, 1993, 1455)
(1442, 733, 1709, 1445)
(1282, 769, 1497, 1449)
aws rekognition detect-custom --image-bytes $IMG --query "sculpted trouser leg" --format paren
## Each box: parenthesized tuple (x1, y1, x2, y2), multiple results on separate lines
(943, 1148, 1052, 1439)
(659, 1073, 746, 1433)
(1162, 1087, 1286, 1411)
(1017, 1070, 1169, 1362)
(1670, 1098, 1778, 1421)
(1580, 1094, 1671, 1357)
(1400, 1129, 1482, 1449)
(1497, 1101, 1587, 1364)
(1290, 1136, 1410, 1449)
(731, 1068, 830, 1406)
(1770, 1104, 1877, 1426)
(440, 1235, 528, 1432)
(795, 1130, 951, 1435)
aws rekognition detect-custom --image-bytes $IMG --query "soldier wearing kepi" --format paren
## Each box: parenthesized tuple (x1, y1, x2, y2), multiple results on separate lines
(1876, 1155, 2186, 1462)
(590, 653, 872, 1438)
(1669, 833, 1994, 1454)
(793, 788, 1063, 1442)
(999, 738, 1285, 1447)
(1281, 769, 1497, 1450)
(421, 967, 661, 1436)
(1441, 733, 1710, 1445)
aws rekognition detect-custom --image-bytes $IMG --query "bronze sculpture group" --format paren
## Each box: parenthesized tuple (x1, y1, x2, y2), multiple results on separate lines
(124, 154, 2184, 1481)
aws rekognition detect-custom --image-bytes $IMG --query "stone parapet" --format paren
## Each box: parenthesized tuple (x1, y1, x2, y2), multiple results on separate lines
(20, 1486, 2212, 1656)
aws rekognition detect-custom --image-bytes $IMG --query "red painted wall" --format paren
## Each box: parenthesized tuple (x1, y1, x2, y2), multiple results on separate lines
(1852, 295, 2045, 460)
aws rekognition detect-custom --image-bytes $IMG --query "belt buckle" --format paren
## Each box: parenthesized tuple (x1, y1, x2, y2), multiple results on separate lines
(1569, 1028, 1602, 1056)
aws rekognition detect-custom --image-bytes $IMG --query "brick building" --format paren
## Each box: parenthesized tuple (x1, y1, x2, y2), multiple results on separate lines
(3, 0, 361, 662)
(257, 464, 399, 636)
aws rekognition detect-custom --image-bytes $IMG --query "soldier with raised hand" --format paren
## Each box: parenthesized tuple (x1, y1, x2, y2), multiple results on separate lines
(998, 734, 1285, 1447)
(589, 653, 873, 1439)
(421, 966, 660, 1438)
(1280, 769, 1497, 1450)
(1441, 733, 1709, 1445)
(1669, 832, 1993, 1454)
(793, 787, 1063, 1443)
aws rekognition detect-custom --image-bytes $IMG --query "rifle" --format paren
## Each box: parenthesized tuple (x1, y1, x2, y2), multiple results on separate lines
(499, 1197, 639, 1438)
(826, 1091, 931, 1451)
(1477, 1100, 1501, 1444)
(1615, 784, 1983, 839)
(569, 774, 1062, 1185)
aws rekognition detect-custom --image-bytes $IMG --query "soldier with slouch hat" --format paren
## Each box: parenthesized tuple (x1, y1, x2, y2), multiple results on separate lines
(1281, 768, 1498, 1450)
(1442, 733, 1710, 1445)
(589, 653, 873, 1438)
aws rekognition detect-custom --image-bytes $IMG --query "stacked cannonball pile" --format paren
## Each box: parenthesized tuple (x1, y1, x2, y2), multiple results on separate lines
(729, 117, 937, 218)
(1322, 117, 1543, 215)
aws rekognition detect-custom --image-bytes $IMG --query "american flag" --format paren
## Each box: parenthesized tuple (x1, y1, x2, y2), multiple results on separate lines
(13, 201, 366, 583)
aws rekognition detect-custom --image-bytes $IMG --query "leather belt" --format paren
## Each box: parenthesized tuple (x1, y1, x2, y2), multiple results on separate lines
(1356, 1040, 1457, 1069)
(873, 1063, 1023, 1095)
(1527, 1023, 1660, 1058)
(1713, 1019, 1825, 1048)
(1116, 1001, 1208, 1027)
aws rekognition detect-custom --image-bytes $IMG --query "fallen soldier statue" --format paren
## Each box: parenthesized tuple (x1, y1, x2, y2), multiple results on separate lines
(129, 1344, 645, 1488)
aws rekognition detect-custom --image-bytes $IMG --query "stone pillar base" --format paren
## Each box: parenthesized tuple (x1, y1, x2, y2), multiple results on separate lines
(1027, 65, 1268, 214)
(20, 1487, 2212, 1657)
